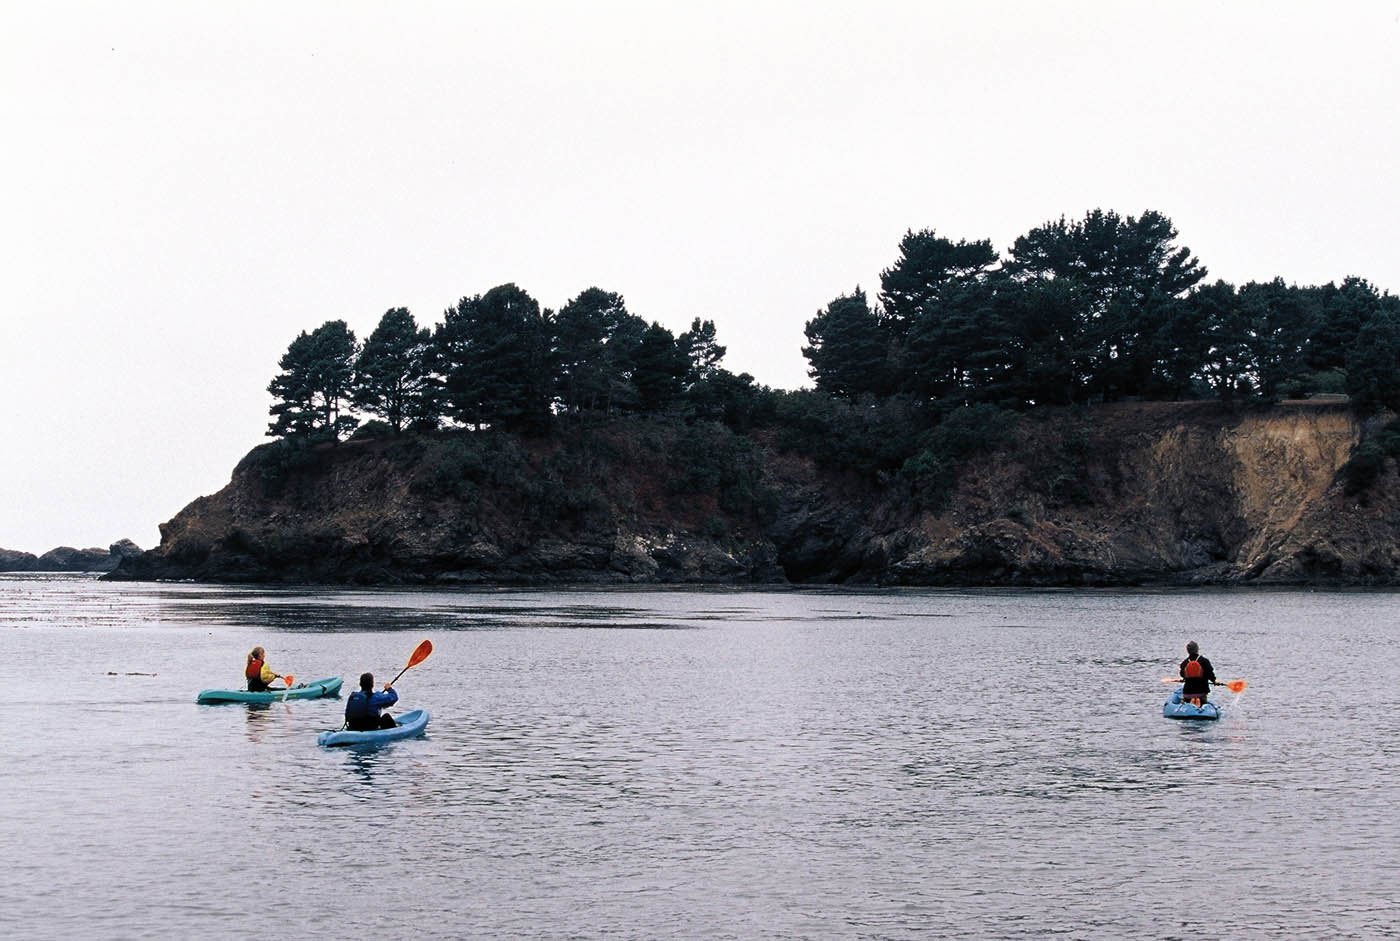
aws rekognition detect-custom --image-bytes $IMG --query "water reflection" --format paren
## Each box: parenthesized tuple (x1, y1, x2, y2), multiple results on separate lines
(339, 749, 398, 794)
(242, 703, 269, 732)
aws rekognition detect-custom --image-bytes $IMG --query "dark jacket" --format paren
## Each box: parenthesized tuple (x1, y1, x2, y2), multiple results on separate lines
(345, 687, 399, 730)
(1180, 655, 1217, 695)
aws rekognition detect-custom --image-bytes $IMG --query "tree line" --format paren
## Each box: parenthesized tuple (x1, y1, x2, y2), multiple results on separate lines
(805, 209, 1400, 412)
(267, 285, 759, 440)
(267, 208, 1400, 443)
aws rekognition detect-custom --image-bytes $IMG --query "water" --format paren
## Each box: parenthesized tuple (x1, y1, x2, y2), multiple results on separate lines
(2, 575, 1398, 939)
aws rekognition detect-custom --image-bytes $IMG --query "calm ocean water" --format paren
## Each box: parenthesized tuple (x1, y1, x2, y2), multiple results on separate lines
(2, 574, 1397, 939)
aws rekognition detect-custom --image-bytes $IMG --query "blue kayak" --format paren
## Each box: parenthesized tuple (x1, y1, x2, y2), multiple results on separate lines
(1163, 686, 1221, 720)
(197, 676, 343, 704)
(318, 708, 430, 747)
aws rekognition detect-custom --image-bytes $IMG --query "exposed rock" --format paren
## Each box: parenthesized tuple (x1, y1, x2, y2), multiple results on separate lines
(0, 549, 40, 572)
(1, 541, 144, 572)
(39, 546, 114, 571)
(106, 403, 1400, 586)
(109, 539, 143, 561)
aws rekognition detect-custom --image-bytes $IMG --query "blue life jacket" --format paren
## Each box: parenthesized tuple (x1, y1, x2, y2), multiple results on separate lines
(345, 687, 398, 729)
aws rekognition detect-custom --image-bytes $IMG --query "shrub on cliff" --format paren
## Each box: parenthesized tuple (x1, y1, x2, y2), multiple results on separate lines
(901, 404, 1017, 510)
(772, 391, 930, 477)
(246, 437, 322, 495)
(408, 436, 493, 504)
(667, 422, 776, 522)
(1341, 418, 1400, 495)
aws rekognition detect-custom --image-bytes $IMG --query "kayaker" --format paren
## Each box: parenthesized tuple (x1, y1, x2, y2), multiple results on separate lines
(244, 646, 286, 692)
(1179, 640, 1218, 706)
(344, 672, 398, 731)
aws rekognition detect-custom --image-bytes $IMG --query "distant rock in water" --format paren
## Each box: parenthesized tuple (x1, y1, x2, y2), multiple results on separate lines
(39, 547, 112, 571)
(0, 540, 144, 573)
(0, 548, 39, 572)
(105, 403, 1400, 587)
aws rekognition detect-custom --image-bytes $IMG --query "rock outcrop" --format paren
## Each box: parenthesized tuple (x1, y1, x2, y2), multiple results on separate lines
(1, 540, 145, 573)
(107, 403, 1400, 586)
(0, 548, 40, 572)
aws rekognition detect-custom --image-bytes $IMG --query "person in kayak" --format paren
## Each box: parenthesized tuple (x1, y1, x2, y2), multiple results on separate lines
(244, 646, 286, 692)
(1179, 640, 1218, 706)
(345, 672, 398, 730)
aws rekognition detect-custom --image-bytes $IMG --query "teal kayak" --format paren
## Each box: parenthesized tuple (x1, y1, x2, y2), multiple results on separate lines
(318, 708, 430, 747)
(1163, 686, 1221, 720)
(196, 676, 343, 704)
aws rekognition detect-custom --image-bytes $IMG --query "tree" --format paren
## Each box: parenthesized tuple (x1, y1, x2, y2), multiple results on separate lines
(267, 320, 359, 440)
(1306, 277, 1385, 375)
(552, 288, 650, 416)
(553, 288, 615, 415)
(1236, 279, 1313, 399)
(1181, 280, 1251, 404)
(878, 229, 998, 340)
(630, 322, 689, 412)
(1347, 308, 1400, 415)
(803, 288, 889, 397)
(1005, 209, 1205, 399)
(353, 307, 437, 433)
(436, 284, 552, 431)
(980, 274, 1087, 407)
(684, 368, 769, 429)
(677, 317, 726, 387)
(901, 277, 1002, 401)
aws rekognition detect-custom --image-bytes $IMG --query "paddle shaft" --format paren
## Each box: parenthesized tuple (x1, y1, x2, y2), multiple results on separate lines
(385, 640, 433, 689)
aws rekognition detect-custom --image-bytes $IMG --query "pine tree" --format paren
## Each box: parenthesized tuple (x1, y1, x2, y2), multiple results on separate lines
(353, 307, 437, 432)
(803, 289, 888, 397)
(267, 320, 359, 440)
(436, 284, 552, 431)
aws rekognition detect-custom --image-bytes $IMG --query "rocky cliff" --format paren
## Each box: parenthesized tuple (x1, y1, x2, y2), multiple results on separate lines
(107, 403, 1400, 586)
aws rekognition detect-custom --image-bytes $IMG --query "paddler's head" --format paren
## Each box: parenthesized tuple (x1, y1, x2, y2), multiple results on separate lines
(360, 672, 374, 692)
(1186, 641, 1198, 656)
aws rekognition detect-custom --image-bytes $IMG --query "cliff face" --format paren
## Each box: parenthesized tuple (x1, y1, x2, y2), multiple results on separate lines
(879, 402, 1397, 585)
(108, 403, 1400, 586)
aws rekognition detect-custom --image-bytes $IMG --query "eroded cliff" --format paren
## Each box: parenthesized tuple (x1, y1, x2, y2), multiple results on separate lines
(108, 403, 1400, 586)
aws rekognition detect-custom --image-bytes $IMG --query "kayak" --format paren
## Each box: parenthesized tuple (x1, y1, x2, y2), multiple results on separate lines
(318, 708, 430, 747)
(1162, 686, 1221, 720)
(196, 676, 343, 704)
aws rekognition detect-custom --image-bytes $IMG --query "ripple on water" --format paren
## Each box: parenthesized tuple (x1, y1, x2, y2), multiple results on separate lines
(2, 578, 1399, 938)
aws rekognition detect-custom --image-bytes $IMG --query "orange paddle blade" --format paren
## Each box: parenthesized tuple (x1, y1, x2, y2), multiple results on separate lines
(1224, 679, 1248, 693)
(407, 639, 433, 668)
(283, 674, 294, 687)
(1161, 676, 1181, 683)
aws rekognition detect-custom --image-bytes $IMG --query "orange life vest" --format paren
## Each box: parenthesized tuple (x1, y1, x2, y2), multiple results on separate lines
(1184, 658, 1203, 679)
(246, 658, 264, 681)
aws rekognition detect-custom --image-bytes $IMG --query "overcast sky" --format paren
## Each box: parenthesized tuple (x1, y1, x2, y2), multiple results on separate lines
(2, 1, 1397, 555)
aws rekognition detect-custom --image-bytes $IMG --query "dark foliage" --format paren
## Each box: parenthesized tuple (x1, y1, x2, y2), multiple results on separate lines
(900, 404, 1018, 511)
(772, 391, 933, 478)
(260, 209, 1394, 522)
(436, 284, 552, 432)
(267, 320, 359, 441)
(1341, 418, 1400, 494)
(353, 308, 436, 433)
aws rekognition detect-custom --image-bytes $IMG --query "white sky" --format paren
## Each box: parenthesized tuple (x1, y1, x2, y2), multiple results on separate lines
(2, 1, 1398, 554)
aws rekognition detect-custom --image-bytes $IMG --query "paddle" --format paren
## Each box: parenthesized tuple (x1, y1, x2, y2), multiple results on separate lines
(1159, 676, 1247, 693)
(387, 639, 433, 688)
(280, 674, 295, 702)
